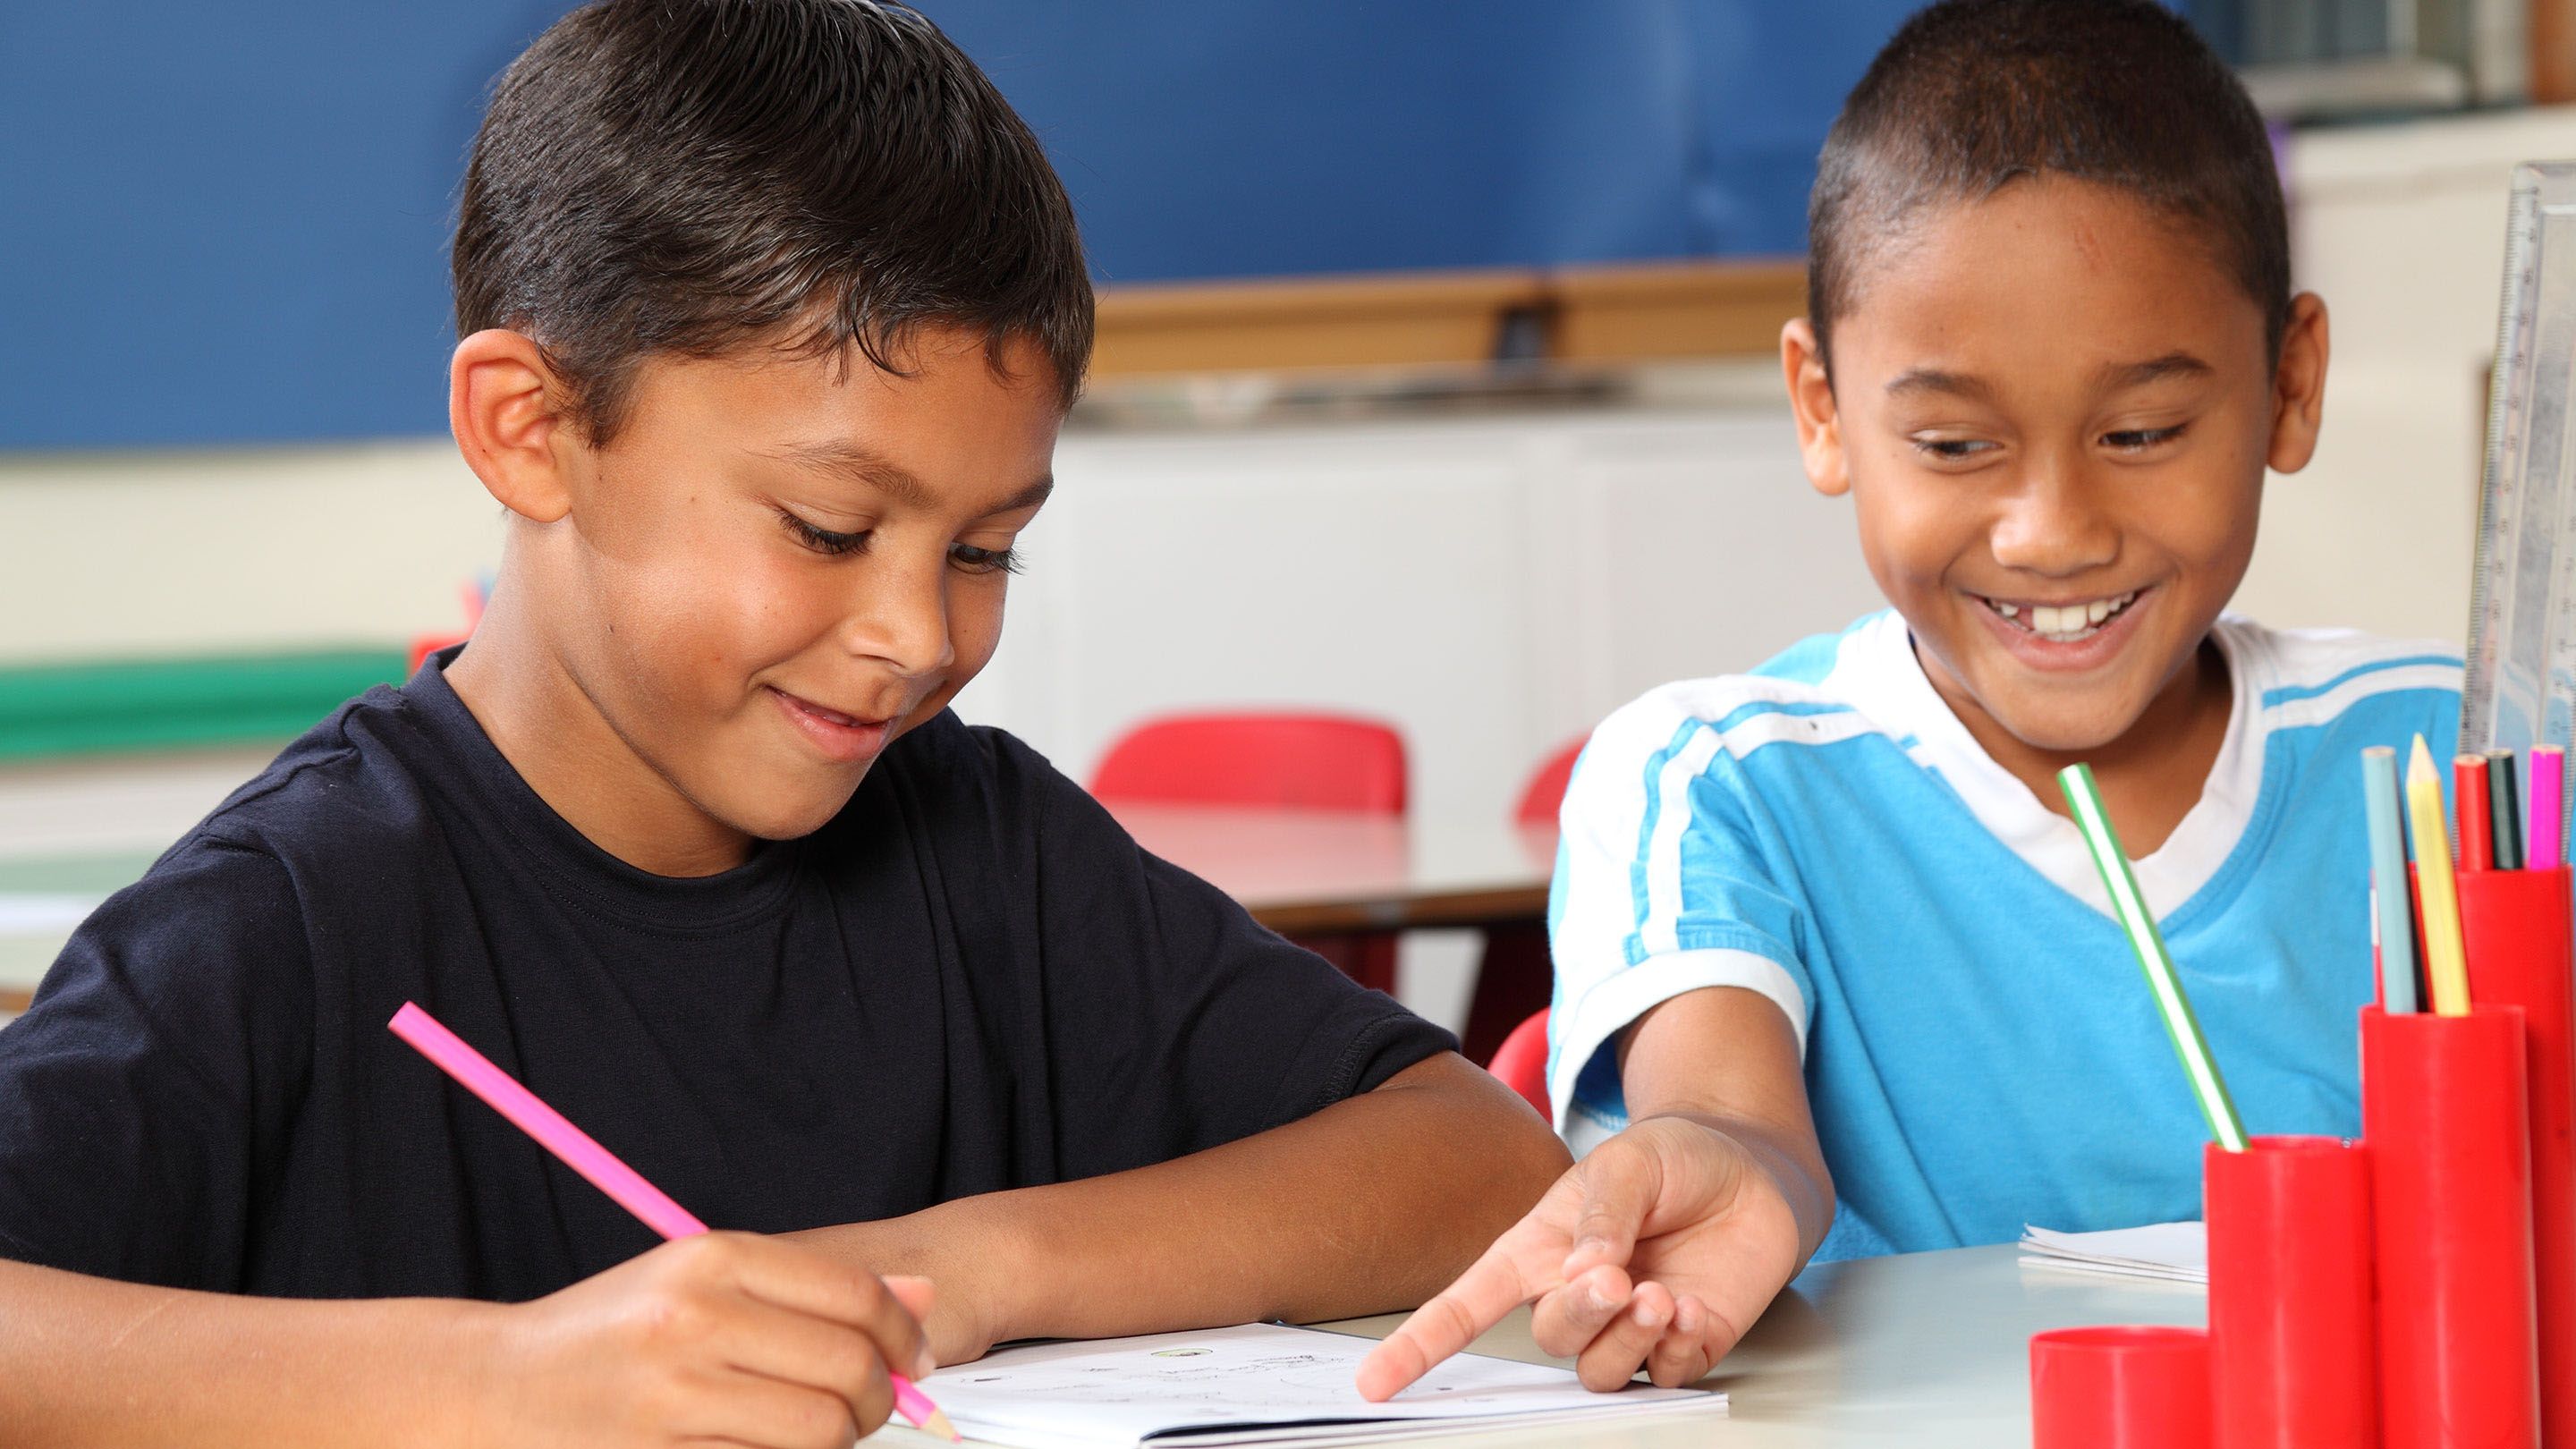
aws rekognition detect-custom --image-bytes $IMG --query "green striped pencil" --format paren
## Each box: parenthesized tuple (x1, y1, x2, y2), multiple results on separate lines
(2058, 762, 2249, 1152)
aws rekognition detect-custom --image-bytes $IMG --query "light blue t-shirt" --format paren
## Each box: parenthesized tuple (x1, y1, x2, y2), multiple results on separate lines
(1547, 611, 2461, 1262)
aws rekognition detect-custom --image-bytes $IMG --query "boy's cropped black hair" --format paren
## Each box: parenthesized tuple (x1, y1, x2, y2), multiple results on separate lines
(453, 0, 1092, 444)
(1809, 0, 2286, 373)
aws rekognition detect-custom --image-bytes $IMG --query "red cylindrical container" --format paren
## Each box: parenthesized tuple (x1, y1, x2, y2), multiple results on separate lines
(2457, 865, 2576, 1448)
(2030, 1326, 2211, 1449)
(2361, 1004, 2540, 1449)
(2204, 1136, 2375, 1449)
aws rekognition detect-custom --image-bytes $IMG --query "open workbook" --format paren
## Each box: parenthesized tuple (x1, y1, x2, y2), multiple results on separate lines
(916, 1322, 1726, 1448)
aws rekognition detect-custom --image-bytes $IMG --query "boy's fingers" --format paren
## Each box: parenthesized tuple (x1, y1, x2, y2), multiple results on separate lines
(1355, 1245, 1542, 1402)
(1574, 1280, 1674, 1393)
(692, 1234, 934, 1381)
(715, 1301, 897, 1421)
(1527, 1263, 1633, 1358)
(703, 1367, 870, 1449)
(1644, 1294, 1719, 1388)
(1561, 1140, 1660, 1279)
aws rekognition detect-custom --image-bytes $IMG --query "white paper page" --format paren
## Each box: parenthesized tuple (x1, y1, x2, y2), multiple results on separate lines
(920, 1323, 1724, 1449)
(2019, 1222, 2207, 1283)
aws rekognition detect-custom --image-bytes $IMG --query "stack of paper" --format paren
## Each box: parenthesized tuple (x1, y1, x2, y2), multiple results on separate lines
(919, 1323, 1726, 1448)
(2018, 1222, 2207, 1284)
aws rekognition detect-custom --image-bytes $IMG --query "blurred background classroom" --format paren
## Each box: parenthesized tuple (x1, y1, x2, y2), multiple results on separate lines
(2, 0, 2570, 1041)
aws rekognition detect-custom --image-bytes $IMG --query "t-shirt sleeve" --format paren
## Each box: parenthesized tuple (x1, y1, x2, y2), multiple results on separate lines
(0, 835, 311, 1289)
(1546, 701, 1813, 1140)
(993, 734, 1456, 1181)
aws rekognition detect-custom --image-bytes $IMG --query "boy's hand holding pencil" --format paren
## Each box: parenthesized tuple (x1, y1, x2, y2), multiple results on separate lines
(479, 1231, 941, 1447)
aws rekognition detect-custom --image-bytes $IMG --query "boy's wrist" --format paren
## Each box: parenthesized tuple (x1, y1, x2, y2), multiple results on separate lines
(788, 1198, 1035, 1362)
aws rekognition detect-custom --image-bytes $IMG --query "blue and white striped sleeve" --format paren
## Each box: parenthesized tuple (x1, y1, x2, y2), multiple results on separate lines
(1546, 693, 1814, 1138)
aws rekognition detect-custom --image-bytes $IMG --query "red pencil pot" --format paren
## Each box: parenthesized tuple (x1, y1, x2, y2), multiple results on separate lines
(2202, 1136, 2374, 1449)
(2458, 865, 2576, 1448)
(2360, 1004, 2540, 1449)
(2030, 1326, 2211, 1449)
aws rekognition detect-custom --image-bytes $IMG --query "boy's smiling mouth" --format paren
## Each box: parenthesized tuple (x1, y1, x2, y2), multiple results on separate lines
(767, 685, 897, 765)
(1977, 588, 2142, 642)
(1967, 584, 2157, 670)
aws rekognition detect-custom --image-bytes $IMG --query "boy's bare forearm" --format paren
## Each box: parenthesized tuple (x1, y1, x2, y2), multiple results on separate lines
(804, 1053, 1572, 1351)
(0, 1258, 488, 1449)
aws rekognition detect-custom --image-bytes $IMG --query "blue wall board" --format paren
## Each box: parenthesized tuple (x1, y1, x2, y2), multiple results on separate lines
(0, 1, 2212, 451)
(0, 3, 568, 449)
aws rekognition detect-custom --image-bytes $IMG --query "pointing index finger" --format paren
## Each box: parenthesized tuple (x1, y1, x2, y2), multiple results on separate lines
(1355, 1243, 1545, 1402)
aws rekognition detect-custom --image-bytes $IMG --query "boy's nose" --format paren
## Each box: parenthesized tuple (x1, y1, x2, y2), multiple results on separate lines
(1987, 464, 2120, 579)
(839, 555, 957, 681)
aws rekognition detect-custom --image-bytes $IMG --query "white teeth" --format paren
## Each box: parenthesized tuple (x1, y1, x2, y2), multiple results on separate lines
(1987, 590, 2137, 642)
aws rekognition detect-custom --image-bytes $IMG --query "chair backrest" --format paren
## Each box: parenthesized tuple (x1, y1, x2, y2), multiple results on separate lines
(1486, 1008, 1551, 1122)
(1089, 712, 1408, 813)
(1513, 738, 1586, 826)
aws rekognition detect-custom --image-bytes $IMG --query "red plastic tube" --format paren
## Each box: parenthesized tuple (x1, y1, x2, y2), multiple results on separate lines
(2361, 1004, 2539, 1449)
(2457, 866, 2576, 1448)
(2204, 1136, 2375, 1449)
(2029, 1325, 2211, 1449)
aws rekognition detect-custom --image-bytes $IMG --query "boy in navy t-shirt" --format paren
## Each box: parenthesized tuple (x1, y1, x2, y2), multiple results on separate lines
(0, 4, 1568, 1442)
(1362, 0, 2455, 1402)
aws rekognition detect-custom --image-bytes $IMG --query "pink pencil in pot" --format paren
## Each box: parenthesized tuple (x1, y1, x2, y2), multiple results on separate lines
(387, 1003, 958, 1442)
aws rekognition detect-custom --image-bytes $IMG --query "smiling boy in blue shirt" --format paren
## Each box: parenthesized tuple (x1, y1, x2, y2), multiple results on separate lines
(1363, 0, 2459, 1400)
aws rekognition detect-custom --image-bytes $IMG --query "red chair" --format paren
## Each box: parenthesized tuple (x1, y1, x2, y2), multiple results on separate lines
(1458, 738, 1586, 1063)
(1090, 712, 1407, 991)
(1486, 1007, 1552, 1122)
(1091, 713, 1408, 812)
(1513, 739, 1584, 826)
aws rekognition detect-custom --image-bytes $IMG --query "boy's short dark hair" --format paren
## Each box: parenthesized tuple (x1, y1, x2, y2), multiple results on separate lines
(453, 0, 1092, 445)
(1809, 0, 2287, 372)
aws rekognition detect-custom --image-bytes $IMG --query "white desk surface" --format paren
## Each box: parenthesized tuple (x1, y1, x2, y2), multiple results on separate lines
(889, 1243, 2204, 1447)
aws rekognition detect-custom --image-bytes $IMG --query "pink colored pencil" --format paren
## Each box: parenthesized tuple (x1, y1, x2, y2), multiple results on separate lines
(388, 1003, 956, 1441)
(2536, 747, 2566, 870)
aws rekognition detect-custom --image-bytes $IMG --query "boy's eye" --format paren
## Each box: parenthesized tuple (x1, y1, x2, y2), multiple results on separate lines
(951, 542, 1022, 576)
(1910, 436, 1998, 463)
(2103, 424, 2189, 453)
(778, 511, 869, 556)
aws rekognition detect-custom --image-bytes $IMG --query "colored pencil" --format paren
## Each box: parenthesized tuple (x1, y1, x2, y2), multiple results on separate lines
(388, 1003, 957, 1441)
(2487, 749, 2525, 870)
(2536, 746, 2567, 871)
(2405, 740, 2474, 1016)
(2456, 755, 2496, 872)
(2058, 763, 2248, 1151)
(2362, 747, 2419, 1013)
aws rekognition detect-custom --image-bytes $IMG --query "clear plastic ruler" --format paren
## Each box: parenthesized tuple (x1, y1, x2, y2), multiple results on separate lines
(2462, 162, 2576, 859)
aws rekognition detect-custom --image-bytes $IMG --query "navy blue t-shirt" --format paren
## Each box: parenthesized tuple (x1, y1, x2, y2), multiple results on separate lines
(0, 656, 1450, 1301)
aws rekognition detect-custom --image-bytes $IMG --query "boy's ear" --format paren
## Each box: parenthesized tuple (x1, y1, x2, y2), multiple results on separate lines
(1781, 318, 1852, 498)
(450, 329, 579, 523)
(2265, 293, 2331, 476)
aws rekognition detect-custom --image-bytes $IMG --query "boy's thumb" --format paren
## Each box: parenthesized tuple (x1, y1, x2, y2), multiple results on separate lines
(1561, 1141, 1655, 1280)
(884, 1273, 937, 1321)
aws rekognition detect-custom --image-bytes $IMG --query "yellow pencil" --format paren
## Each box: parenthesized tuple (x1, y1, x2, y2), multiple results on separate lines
(2407, 736, 2474, 1015)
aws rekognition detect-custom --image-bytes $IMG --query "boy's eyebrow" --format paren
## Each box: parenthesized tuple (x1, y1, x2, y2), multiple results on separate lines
(1883, 353, 2215, 403)
(1883, 368, 1998, 404)
(2095, 352, 2215, 390)
(764, 440, 1054, 513)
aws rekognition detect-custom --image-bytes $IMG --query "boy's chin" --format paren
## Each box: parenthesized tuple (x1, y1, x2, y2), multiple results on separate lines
(1979, 693, 2154, 758)
(708, 781, 866, 843)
